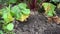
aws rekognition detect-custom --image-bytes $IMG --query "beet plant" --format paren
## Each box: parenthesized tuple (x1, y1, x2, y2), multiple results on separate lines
(0, 2, 30, 34)
(42, 3, 56, 17)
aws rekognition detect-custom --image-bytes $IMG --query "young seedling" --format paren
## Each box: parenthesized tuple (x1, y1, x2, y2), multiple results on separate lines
(42, 2, 60, 24)
(11, 3, 30, 22)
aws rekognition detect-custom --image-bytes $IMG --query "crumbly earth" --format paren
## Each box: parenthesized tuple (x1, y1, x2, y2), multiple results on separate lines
(13, 11, 60, 34)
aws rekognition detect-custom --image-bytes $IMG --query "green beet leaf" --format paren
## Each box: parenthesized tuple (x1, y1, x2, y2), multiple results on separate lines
(57, 3, 60, 8)
(11, 6, 20, 16)
(47, 10, 53, 17)
(8, 0, 17, 4)
(0, 10, 2, 16)
(18, 3, 27, 9)
(11, 5, 22, 19)
(6, 23, 14, 31)
(21, 9, 30, 15)
(11, 3, 30, 22)
(0, 30, 3, 34)
(50, 0, 59, 3)
(0, 8, 6, 16)
(42, 3, 56, 17)
(42, 3, 56, 10)
(2, 11, 14, 23)
(2, 7, 14, 24)
(16, 13, 22, 20)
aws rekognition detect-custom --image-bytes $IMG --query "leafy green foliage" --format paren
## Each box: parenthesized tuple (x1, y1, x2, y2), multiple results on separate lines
(11, 6, 21, 17)
(6, 23, 14, 31)
(11, 3, 30, 22)
(2, 23, 14, 31)
(0, 0, 8, 4)
(0, 30, 4, 34)
(42, 3, 56, 17)
(8, 0, 17, 4)
(18, 3, 27, 9)
(0, 0, 17, 7)
(50, 0, 60, 2)
(21, 9, 30, 15)
(57, 3, 60, 8)
(2, 6, 14, 24)
(0, 3, 30, 33)
(0, 0, 59, 34)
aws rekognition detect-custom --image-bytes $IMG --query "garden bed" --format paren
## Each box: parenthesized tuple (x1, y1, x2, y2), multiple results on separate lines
(13, 11, 60, 34)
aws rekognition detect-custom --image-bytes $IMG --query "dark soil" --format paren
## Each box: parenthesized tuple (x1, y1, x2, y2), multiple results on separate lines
(13, 11, 60, 34)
